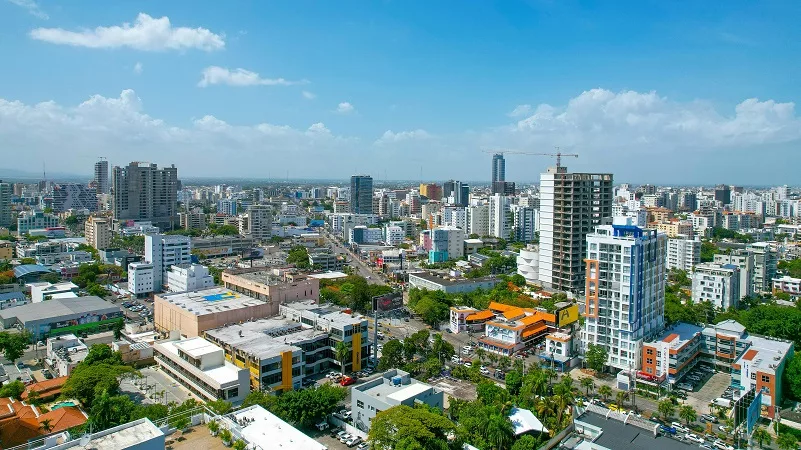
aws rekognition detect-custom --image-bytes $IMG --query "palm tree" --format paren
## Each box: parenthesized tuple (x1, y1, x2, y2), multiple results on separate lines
(334, 340, 351, 373)
(752, 426, 772, 449)
(553, 382, 575, 426)
(598, 385, 612, 402)
(658, 399, 675, 421)
(580, 377, 595, 396)
(777, 433, 798, 450)
(39, 419, 53, 433)
(678, 404, 696, 425)
(27, 389, 40, 406)
(535, 397, 557, 419)
(475, 347, 486, 364)
(615, 390, 627, 409)
(484, 412, 515, 450)
(513, 359, 525, 374)
(544, 367, 558, 388)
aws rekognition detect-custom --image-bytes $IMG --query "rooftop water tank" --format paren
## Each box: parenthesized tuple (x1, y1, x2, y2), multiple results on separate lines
(391, 376, 402, 386)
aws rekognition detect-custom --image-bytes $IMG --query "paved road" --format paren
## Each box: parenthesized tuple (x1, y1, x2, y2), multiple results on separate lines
(321, 229, 387, 286)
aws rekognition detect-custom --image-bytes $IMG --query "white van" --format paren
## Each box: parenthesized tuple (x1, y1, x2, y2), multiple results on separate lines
(671, 422, 689, 433)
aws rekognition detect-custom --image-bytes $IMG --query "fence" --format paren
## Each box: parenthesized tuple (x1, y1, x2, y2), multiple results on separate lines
(329, 415, 368, 439)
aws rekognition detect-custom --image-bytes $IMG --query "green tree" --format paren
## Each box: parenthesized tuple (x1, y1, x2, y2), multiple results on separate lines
(89, 391, 136, 430)
(378, 338, 405, 370)
(678, 404, 696, 425)
(286, 246, 311, 269)
(510, 434, 540, 450)
(62, 352, 134, 407)
(658, 399, 675, 421)
(0, 380, 26, 400)
(272, 384, 346, 428)
(778, 433, 798, 450)
(368, 404, 461, 450)
(476, 381, 511, 406)
(27, 389, 41, 405)
(505, 370, 523, 396)
(431, 334, 455, 363)
(206, 399, 233, 415)
(615, 390, 627, 408)
(752, 426, 772, 448)
(241, 390, 278, 410)
(0, 330, 32, 364)
(509, 274, 526, 287)
(485, 412, 515, 450)
(39, 418, 53, 433)
(334, 340, 351, 373)
(112, 319, 124, 340)
(598, 385, 612, 402)
(585, 344, 608, 373)
(580, 377, 596, 396)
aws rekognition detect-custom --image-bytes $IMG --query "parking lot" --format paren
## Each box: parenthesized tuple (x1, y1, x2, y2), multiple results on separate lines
(119, 299, 154, 322)
(119, 366, 195, 405)
(678, 366, 731, 414)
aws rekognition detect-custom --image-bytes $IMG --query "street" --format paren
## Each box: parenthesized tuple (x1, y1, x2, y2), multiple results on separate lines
(321, 229, 387, 286)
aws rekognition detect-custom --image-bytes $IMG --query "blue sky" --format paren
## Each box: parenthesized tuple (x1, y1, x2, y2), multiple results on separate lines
(1, 0, 799, 184)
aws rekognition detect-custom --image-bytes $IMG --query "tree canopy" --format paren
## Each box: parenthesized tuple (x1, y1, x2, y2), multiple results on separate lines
(241, 384, 346, 428)
(0, 330, 32, 362)
(584, 344, 608, 373)
(368, 404, 462, 450)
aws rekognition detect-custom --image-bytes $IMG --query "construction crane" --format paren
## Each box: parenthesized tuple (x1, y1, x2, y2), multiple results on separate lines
(481, 147, 578, 168)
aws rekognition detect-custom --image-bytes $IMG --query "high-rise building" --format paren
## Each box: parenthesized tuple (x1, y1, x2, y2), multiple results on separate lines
(145, 234, 192, 292)
(51, 183, 98, 212)
(112, 162, 179, 230)
(714, 251, 754, 299)
(492, 153, 505, 183)
(442, 180, 469, 207)
(666, 235, 700, 273)
(747, 242, 777, 294)
(94, 159, 110, 195)
(467, 204, 489, 237)
(714, 184, 731, 205)
(85, 216, 112, 250)
(488, 194, 511, 239)
(538, 166, 613, 293)
(419, 183, 442, 201)
(582, 219, 667, 371)
(350, 175, 374, 214)
(217, 199, 237, 216)
(0, 181, 11, 227)
(511, 204, 537, 242)
(492, 181, 516, 195)
(692, 263, 741, 309)
(248, 205, 273, 241)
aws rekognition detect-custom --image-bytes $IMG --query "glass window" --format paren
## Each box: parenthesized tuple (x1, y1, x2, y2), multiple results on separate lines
(357, 400, 364, 409)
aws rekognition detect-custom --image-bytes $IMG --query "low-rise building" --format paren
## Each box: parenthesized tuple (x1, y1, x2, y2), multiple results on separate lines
(478, 303, 556, 356)
(640, 322, 703, 384)
(154, 336, 250, 404)
(129, 262, 155, 297)
(449, 306, 495, 334)
(308, 251, 345, 271)
(349, 225, 384, 245)
(773, 275, 801, 296)
(0, 292, 28, 310)
(17, 210, 59, 236)
(0, 296, 123, 340)
(166, 263, 214, 293)
(408, 272, 500, 294)
(45, 417, 164, 450)
(222, 269, 320, 306)
(692, 263, 741, 309)
(351, 369, 443, 432)
(0, 240, 14, 260)
(154, 287, 274, 338)
(714, 250, 755, 299)
(190, 235, 255, 258)
(28, 281, 79, 303)
(46, 333, 89, 377)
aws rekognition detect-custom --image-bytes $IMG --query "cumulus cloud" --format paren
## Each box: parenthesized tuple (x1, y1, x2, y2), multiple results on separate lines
(374, 129, 431, 145)
(198, 66, 305, 87)
(29, 13, 225, 51)
(507, 104, 531, 118)
(302, 91, 316, 100)
(336, 102, 355, 114)
(133, 62, 143, 74)
(7, 0, 48, 19)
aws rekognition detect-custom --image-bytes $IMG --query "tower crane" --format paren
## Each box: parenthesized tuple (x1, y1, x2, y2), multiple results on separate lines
(481, 147, 578, 168)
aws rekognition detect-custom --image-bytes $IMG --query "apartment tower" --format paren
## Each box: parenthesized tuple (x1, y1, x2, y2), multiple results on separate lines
(350, 175, 374, 215)
(112, 162, 179, 230)
(94, 159, 110, 195)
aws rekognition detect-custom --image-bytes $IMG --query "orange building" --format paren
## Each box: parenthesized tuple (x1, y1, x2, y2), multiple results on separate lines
(0, 398, 87, 448)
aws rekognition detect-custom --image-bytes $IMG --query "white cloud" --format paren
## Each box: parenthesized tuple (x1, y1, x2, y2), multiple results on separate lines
(29, 13, 225, 52)
(302, 91, 316, 100)
(336, 102, 355, 114)
(133, 62, 143, 75)
(7, 0, 48, 19)
(198, 66, 304, 87)
(507, 104, 531, 118)
(374, 129, 431, 145)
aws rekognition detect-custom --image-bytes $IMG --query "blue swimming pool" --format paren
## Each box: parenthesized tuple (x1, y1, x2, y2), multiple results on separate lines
(51, 401, 77, 410)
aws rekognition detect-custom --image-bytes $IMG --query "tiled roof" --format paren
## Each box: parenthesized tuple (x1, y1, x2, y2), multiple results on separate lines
(21, 376, 68, 400)
(465, 310, 495, 321)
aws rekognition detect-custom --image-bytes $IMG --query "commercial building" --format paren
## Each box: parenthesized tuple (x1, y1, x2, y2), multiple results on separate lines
(51, 183, 97, 213)
(773, 276, 801, 295)
(350, 175, 374, 214)
(349, 225, 384, 245)
(166, 263, 214, 293)
(478, 303, 558, 356)
(492, 153, 505, 183)
(145, 233, 192, 292)
(129, 262, 155, 296)
(84, 216, 111, 250)
(449, 306, 494, 334)
(582, 219, 667, 372)
(230, 405, 328, 450)
(642, 320, 793, 419)
(714, 250, 755, 299)
(538, 166, 613, 293)
(351, 369, 443, 432)
(443, 180, 469, 207)
(692, 263, 741, 309)
(384, 225, 404, 246)
(0, 296, 123, 340)
(112, 162, 179, 230)
(408, 272, 499, 294)
(222, 269, 320, 306)
(666, 235, 700, 272)
(46, 333, 89, 377)
(46, 417, 164, 450)
(154, 287, 274, 338)
(0, 292, 28, 310)
(309, 251, 345, 271)
(154, 336, 250, 404)
(191, 235, 254, 258)
(17, 210, 59, 236)
(179, 211, 206, 230)
(94, 159, 110, 195)
(654, 220, 693, 238)
(419, 183, 442, 201)
(0, 180, 13, 227)
(204, 301, 369, 392)
(28, 281, 78, 303)
(217, 199, 237, 216)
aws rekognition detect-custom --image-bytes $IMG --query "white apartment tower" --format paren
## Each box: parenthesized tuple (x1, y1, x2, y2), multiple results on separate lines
(467, 204, 489, 237)
(582, 218, 667, 371)
(488, 194, 511, 239)
(247, 205, 273, 241)
(666, 235, 700, 273)
(692, 263, 741, 309)
(145, 233, 192, 292)
(511, 204, 537, 242)
(539, 167, 614, 293)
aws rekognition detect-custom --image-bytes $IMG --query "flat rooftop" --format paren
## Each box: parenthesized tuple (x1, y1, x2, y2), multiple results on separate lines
(282, 301, 367, 327)
(0, 296, 120, 324)
(55, 418, 163, 449)
(174, 336, 222, 359)
(157, 287, 265, 316)
(308, 271, 348, 279)
(205, 318, 327, 359)
(157, 339, 242, 385)
(654, 322, 703, 350)
(233, 405, 326, 450)
(229, 270, 284, 286)
(578, 411, 696, 450)
(409, 272, 499, 286)
(736, 334, 793, 373)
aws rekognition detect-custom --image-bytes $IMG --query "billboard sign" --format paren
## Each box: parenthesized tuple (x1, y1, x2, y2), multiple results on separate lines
(746, 390, 762, 436)
(733, 388, 762, 436)
(556, 304, 579, 327)
(372, 292, 403, 312)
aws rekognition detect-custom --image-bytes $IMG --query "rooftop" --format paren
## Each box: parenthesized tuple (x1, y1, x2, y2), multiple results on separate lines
(577, 411, 695, 450)
(282, 300, 367, 328)
(735, 334, 793, 374)
(174, 336, 224, 359)
(308, 271, 348, 280)
(232, 405, 327, 450)
(157, 287, 265, 316)
(204, 318, 322, 359)
(229, 270, 285, 286)
(52, 418, 163, 449)
(654, 322, 703, 351)
(354, 369, 437, 403)
(509, 407, 548, 435)
(409, 272, 499, 286)
(0, 297, 120, 324)
(156, 339, 242, 385)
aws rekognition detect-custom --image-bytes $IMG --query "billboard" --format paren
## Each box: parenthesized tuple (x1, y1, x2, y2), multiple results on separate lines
(733, 388, 762, 436)
(372, 292, 403, 312)
(556, 304, 579, 327)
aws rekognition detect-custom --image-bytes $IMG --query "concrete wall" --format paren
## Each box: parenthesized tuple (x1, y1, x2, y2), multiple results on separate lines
(154, 296, 275, 338)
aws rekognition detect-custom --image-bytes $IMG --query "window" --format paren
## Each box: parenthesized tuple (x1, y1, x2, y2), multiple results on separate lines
(646, 358, 653, 365)
(761, 374, 770, 383)
(357, 400, 364, 409)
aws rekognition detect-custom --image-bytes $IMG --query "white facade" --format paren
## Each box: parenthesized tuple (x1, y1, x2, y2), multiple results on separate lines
(166, 264, 215, 293)
(511, 204, 537, 242)
(145, 234, 192, 292)
(582, 219, 667, 372)
(384, 225, 405, 246)
(467, 204, 489, 237)
(442, 206, 467, 230)
(666, 235, 700, 272)
(489, 194, 511, 239)
(692, 263, 740, 309)
(439, 226, 465, 260)
(46, 333, 89, 377)
(129, 262, 155, 296)
(248, 204, 273, 241)
(773, 276, 801, 295)
(349, 225, 383, 245)
(28, 281, 79, 303)
(713, 251, 754, 299)
(516, 247, 539, 284)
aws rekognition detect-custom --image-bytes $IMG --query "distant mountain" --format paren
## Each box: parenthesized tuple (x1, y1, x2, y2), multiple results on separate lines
(0, 167, 88, 183)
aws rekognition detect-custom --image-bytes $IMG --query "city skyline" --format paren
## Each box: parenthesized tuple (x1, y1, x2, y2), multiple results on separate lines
(1, 1, 800, 184)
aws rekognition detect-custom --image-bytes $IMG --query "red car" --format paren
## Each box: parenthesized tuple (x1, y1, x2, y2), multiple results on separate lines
(340, 376, 356, 386)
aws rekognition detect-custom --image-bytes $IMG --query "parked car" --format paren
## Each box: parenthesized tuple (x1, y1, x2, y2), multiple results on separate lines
(659, 425, 677, 435)
(672, 422, 689, 433)
(357, 443, 370, 450)
(463, 362, 472, 368)
(701, 414, 718, 423)
(339, 433, 352, 443)
(685, 433, 704, 444)
(345, 436, 362, 447)
(340, 376, 356, 386)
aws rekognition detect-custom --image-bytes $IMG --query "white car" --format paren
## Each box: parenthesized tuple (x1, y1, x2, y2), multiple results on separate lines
(345, 436, 362, 447)
(463, 362, 472, 368)
(480, 367, 490, 375)
(339, 433, 352, 443)
(451, 355, 461, 363)
(684, 433, 704, 444)
(462, 349, 471, 355)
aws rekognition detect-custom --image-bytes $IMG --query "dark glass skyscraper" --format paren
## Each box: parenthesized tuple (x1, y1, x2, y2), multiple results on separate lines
(492, 153, 505, 183)
(350, 175, 374, 214)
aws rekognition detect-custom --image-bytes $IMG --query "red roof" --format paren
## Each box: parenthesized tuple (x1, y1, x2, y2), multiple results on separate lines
(742, 349, 759, 361)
